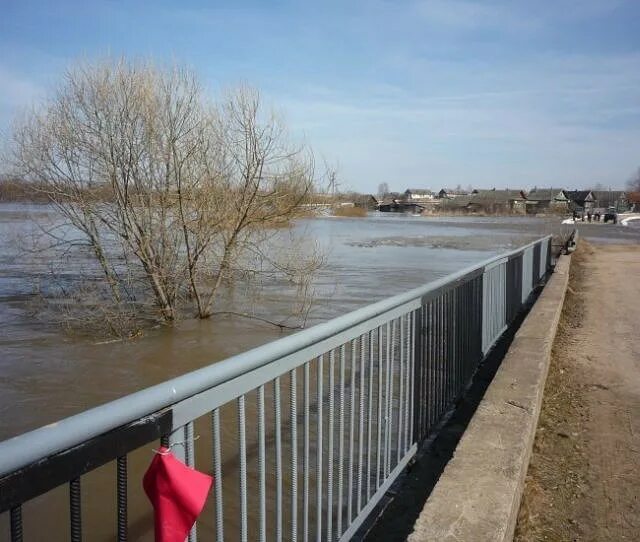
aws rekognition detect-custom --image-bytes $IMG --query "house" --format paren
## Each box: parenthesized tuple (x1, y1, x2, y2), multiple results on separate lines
(590, 190, 628, 212)
(437, 189, 526, 214)
(438, 188, 470, 199)
(377, 198, 425, 213)
(627, 192, 640, 212)
(404, 189, 435, 201)
(439, 195, 474, 211)
(350, 194, 379, 210)
(563, 190, 595, 212)
(470, 189, 527, 214)
(525, 188, 569, 213)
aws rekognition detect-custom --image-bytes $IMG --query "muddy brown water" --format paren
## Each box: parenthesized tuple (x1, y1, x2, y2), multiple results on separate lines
(0, 204, 579, 540)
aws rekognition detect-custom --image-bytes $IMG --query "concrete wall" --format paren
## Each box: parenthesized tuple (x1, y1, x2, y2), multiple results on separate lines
(408, 255, 571, 542)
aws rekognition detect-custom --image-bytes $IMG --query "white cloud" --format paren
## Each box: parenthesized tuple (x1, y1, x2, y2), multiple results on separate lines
(0, 65, 43, 108)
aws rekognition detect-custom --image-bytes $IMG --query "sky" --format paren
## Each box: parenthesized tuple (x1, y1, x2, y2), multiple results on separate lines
(1, 0, 639, 192)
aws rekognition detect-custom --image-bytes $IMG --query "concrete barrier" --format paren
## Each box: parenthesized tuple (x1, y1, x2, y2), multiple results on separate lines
(408, 255, 571, 542)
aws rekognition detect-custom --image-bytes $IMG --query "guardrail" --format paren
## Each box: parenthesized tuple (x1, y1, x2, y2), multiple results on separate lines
(0, 236, 552, 542)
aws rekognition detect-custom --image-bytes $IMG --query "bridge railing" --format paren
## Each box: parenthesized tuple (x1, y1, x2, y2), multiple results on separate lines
(0, 236, 552, 542)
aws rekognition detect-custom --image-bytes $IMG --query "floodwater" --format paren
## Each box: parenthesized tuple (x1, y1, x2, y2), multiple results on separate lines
(0, 204, 563, 440)
(0, 204, 570, 541)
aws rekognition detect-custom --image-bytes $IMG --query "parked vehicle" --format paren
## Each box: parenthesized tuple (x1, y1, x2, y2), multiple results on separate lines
(603, 207, 618, 224)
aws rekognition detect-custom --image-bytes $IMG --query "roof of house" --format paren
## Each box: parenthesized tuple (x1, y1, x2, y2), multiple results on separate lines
(472, 189, 525, 201)
(526, 188, 567, 201)
(405, 188, 434, 195)
(439, 188, 469, 196)
(564, 190, 593, 203)
(440, 195, 474, 207)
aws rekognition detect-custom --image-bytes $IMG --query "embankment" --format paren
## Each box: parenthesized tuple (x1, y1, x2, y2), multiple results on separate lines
(407, 255, 571, 541)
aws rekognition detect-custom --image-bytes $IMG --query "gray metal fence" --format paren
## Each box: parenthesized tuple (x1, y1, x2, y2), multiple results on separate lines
(0, 236, 552, 542)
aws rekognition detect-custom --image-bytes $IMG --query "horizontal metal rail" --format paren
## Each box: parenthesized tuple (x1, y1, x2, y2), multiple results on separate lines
(0, 235, 553, 541)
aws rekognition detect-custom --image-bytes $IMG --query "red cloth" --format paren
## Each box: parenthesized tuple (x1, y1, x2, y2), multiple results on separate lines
(143, 447, 213, 542)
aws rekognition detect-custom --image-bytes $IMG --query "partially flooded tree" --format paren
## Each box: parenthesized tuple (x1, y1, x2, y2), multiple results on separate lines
(12, 60, 322, 330)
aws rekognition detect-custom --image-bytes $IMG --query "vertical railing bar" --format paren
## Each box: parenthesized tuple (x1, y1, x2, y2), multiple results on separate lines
(397, 314, 405, 462)
(212, 409, 224, 542)
(444, 291, 450, 407)
(185, 421, 197, 542)
(458, 286, 463, 396)
(430, 299, 440, 425)
(376, 325, 383, 490)
(185, 421, 195, 467)
(403, 313, 408, 452)
(10, 506, 23, 542)
(430, 300, 436, 429)
(316, 355, 324, 542)
(327, 350, 335, 541)
(303, 364, 310, 542)
(275, 377, 283, 542)
(358, 333, 367, 511)
(414, 306, 422, 441)
(337, 344, 346, 537)
(69, 477, 82, 542)
(386, 320, 394, 476)
(116, 455, 128, 542)
(440, 295, 446, 418)
(428, 300, 434, 431)
(455, 287, 460, 396)
(367, 329, 374, 500)
(291, 369, 298, 542)
(424, 304, 430, 437)
(422, 300, 435, 432)
(347, 339, 357, 524)
(449, 290, 455, 405)
(258, 385, 267, 542)
(450, 289, 455, 405)
(238, 396, 248, 542)
(446, 292, 451, 408)
(433, 298, 439, 423)
(404, 312, 413, 453)
(409, 311, 415, 446)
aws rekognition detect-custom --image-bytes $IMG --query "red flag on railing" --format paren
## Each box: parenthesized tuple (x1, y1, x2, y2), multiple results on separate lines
(143, 447, 213, 542)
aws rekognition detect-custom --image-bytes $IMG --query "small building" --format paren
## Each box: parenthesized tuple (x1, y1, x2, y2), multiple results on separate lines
(438, 195, 475, 212)
(525, 188, 569, 214)
(404, 189, 435, 201)
(352, 194, 379, 210)
(590, 190, 628, 212)
(564, 190, 595, 212)
(437, 189, 526, 214)
(470, 189, 527, 214)
(377, 199, 425, 213)
(438, 188, 470, 199)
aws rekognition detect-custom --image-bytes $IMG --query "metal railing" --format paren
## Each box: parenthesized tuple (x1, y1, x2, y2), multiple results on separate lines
(0, 236, 552, 542)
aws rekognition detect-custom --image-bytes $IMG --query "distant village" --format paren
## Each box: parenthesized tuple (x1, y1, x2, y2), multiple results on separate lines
(372, 187, 640, 216)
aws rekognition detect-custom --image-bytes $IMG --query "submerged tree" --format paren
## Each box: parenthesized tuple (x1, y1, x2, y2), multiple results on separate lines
(12, 60, 322, 330)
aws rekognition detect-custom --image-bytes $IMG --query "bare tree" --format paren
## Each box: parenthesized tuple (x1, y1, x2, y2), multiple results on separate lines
(626, 167, 640, 192)
(11, 60, 322, 330)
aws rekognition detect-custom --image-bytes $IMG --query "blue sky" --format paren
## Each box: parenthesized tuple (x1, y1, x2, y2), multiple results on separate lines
(1, 0, 639, 192)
